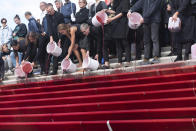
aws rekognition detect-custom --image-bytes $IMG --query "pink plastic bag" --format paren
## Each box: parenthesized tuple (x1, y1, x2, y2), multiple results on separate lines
(15, 66, 26, 78)
(168, 17, 181, 32)
(128, 12, 143, 30)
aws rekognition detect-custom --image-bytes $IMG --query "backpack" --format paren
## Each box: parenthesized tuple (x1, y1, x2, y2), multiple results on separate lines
(35, 21, 42, 33)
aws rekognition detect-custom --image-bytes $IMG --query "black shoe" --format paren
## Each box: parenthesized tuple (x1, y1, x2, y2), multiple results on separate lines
(168, 52, 174, 56)
(49, 71, 58, 75)
(27, 73, 34, 78)
(184, 54, 189, 61)
(102, 65, 110, 69)
(174, 56, 183, 62)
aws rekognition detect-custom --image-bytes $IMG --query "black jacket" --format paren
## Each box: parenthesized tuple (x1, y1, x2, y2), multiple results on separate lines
(13, 23, 27, 38)
(46, 11, 65, 42)
(75, 7, 89, 24)
(88, 1, 107, 25)
(131, 0, 163, 23)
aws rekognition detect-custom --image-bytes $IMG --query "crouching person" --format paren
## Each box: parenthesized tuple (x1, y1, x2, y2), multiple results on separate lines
(1, 44, 13, 75)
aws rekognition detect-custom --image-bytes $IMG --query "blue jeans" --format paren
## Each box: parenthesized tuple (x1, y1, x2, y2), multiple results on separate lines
(10, 52, 22, 67)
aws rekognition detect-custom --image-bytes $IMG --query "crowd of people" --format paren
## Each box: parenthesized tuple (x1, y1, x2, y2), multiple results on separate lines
(0, 0, 196, 81)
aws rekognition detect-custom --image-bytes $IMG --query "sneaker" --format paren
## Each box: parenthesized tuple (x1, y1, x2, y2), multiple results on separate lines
(184, 54, 189, 61)
(123, 62, 132, 67)
(174, 56, 183, 62)
(49, 71, 58, 75)
(115, 63, 123, 68)
(6, 70, 13, 76)
(151, 57, 160, 64)
(102, 65, 110, 69)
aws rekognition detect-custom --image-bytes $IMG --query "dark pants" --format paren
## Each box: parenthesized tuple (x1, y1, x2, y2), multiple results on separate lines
(176, 42, 192, 57)
(38, 35, 49, 73)
(47, 37, 70, 73)
(115, 39, 131, 63)
(103, 40, 112, 62)
(130, 28, 143, 60)
(0, 57, 5, 79)
(143, 23, 160, 59)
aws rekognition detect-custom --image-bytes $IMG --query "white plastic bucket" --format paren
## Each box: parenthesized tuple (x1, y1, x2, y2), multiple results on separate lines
(82, 56, 99, 71)
(128, 12, 143, 30)
(92, 11, 108, 27)
(47, 42, 62, 57)
(15, 66, 26, 78)
(22, 61, 33, 74)
(191, 44, 196, 59)
(61, 59, 77, 73)
(168, 17, 181, 32)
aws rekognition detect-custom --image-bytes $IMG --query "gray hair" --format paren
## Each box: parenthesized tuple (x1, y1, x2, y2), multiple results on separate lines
(40, 1, 47, 5)
(80, 23, 90, 31)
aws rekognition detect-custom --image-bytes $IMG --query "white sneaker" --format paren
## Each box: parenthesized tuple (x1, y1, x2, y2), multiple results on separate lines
(6, 70, 13, 76)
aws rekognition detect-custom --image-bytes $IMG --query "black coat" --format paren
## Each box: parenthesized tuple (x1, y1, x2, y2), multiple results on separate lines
(170, 0, 196, 42)
(13, 23, 27, 38)
(46, 11, 65, 42)
(75, 7, 89, 24)
(131, 0, 163, 23)
(88, 1, 107, 25)
(89, 1, 107, 18)
(112, 0, 130, 39)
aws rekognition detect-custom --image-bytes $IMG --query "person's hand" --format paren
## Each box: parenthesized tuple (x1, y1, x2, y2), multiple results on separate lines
(167, 4, 171, 11)
(50, 37, 54, 44)
(16, 62, 20, 67)
(2, 56, 6, 61)
(102, 9, 108, 12)
(86, 51, 90, 56)
(58, 40, 61, 47)
(140, 17, 144, 24)
(41, 32, 46, 36)
(65, 55, 70, 60)
(107, 18, 113, 24)
(172, 12, 178, 21)
(94, 54, 98, 60)
(21, 60, 26, 65)
(31, 62, 35, 67)
(127, 11, 132, 18)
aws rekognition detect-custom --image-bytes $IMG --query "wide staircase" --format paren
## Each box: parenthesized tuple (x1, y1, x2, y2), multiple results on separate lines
(1, 62, 196, 130)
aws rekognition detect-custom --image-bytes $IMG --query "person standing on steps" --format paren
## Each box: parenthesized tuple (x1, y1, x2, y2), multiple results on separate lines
(13, 15, 27, 41)
(107, 0, 131, 68)
(128, 0, 163, 65)
(46, 3, 65, 75)
(169, 0, 196, 61)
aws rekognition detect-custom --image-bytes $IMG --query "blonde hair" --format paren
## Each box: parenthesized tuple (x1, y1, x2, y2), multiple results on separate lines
(58, 24, 71, 32)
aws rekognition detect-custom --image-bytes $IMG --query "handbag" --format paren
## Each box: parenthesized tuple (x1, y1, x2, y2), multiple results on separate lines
(71, 3, 76, 22)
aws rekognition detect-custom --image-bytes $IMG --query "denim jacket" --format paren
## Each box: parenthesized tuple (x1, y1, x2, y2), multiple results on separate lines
(60, 1, 76, 24)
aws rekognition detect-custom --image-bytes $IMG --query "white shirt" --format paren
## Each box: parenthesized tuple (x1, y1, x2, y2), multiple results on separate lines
(40, 10, 47, 25)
